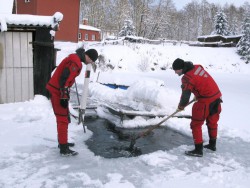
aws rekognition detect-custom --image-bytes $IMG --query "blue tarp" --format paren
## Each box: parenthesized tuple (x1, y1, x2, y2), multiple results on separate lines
(102, 83, 129, 90)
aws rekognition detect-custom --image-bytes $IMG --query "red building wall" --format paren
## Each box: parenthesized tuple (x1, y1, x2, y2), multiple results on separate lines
(15, 0, 37, 14)
(16, 0, 80, 42)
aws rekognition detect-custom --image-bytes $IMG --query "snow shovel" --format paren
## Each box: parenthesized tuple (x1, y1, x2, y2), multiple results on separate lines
(128, 99, 195, 151)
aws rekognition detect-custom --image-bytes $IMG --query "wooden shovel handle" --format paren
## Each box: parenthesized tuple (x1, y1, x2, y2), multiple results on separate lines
(136, 99, 195, 140)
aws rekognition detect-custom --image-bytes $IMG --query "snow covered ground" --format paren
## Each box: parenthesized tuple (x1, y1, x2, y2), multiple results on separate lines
(0, 41, 250, 188)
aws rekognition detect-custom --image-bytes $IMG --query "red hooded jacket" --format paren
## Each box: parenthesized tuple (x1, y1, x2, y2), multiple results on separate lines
(179, 63, 222, 108)
(46, 54, 82, 96)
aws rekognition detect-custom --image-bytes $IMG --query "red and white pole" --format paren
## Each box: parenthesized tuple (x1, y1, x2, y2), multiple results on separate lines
(79, 63, 92, 132)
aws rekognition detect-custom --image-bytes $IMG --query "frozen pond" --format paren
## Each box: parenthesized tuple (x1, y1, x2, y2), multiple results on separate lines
(85, 117, 193, 158)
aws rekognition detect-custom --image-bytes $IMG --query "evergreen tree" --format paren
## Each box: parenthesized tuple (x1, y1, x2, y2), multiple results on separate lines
(237, 15, 250, 64)
(118, 19, 136, 37)
(212, 11, 230, 36)
(229, 18, 238, 35)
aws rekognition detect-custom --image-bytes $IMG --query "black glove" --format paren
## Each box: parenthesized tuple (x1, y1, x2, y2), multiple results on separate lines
(60, 87, 70, 99)
(60, 99, 69, 108)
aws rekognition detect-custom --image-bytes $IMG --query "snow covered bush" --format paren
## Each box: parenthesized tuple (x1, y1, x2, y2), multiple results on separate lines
(138, 55, 150, 72)
(237, 16, 250, 64)
(118, 19, 136, 37)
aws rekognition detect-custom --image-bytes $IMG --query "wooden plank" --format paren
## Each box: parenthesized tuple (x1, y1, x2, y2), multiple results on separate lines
(0, 32, 9, 104)
(0, 68, 7, 104)
(14, 68, 22, 102)
(27, 32, 33, 68)
(102, 103, 165, 118)
(102, 103, 192, 121)
(21, 68, 28, 101)
(5, 32, 13, 68)
(13, 32, 21, 68)
(27, 32, 34, 99)
(27, 32, 34, 100)
(0, 33, 8, 103)
(6, 68, 14, 103)
(20, 32, 29, 67)
(20, 32, 34, 101)
(0, 33, 6, 103)
(0, 33, 5, 69)
(28, 68, 34, 99)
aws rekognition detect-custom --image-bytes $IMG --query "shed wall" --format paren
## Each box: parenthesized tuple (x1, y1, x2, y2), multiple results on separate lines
(0, 31, 33, 104)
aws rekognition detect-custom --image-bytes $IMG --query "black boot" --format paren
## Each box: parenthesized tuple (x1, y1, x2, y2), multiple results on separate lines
(204, 139, 216, 151)
(67, 142, 75, 147)
(58, 142, 75, 148)
(59, 144, 78, 156)
(185, 143, 203, 157)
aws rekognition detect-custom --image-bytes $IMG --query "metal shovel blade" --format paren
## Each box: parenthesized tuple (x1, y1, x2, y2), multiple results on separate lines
(128, 137, 136, 151)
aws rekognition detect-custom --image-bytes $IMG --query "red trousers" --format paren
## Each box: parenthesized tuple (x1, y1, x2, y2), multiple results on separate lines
(50, 93, 69, 144)
(190, 99, 222, 144)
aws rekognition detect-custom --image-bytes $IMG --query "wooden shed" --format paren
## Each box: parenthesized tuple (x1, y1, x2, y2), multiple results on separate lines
(0, 13, 62, 104)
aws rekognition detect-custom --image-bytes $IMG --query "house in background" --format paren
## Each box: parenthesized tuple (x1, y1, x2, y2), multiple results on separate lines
(79, 18, 101, 42)
(15, 0, 80, 42)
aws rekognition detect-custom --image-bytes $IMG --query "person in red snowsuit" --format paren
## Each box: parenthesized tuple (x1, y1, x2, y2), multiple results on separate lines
(172, 58, 222, 157)
(46, 48, 98, 156)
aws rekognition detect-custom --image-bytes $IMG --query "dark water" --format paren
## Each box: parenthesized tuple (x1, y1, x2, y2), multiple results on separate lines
(85, 118, 193, 158)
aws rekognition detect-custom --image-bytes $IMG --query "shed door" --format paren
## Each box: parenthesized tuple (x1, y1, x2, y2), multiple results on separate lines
(0, 32, 33, 104)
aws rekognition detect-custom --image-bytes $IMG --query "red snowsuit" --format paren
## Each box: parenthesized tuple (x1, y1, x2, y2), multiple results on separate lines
(179, 63, 222, 144)
(46, 54, 82, 144)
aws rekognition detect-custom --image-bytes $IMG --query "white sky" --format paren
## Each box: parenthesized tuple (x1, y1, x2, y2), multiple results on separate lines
(174, 0, 248, 10)
(0, 0, 13, 14)
(1, 0, 247, 15)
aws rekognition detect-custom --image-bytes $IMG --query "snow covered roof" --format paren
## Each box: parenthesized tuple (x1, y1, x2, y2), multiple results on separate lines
(223, 35, 243, 39)
(79, 24, 101, 32)
(198, 34, 242, 39)
(0, 12, 63, 32)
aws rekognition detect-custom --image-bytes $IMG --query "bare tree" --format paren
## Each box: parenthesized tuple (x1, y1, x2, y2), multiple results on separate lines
(200, 0, 213, 36)
(80, 0, 249, 41)
(145, 0, 175, 39)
